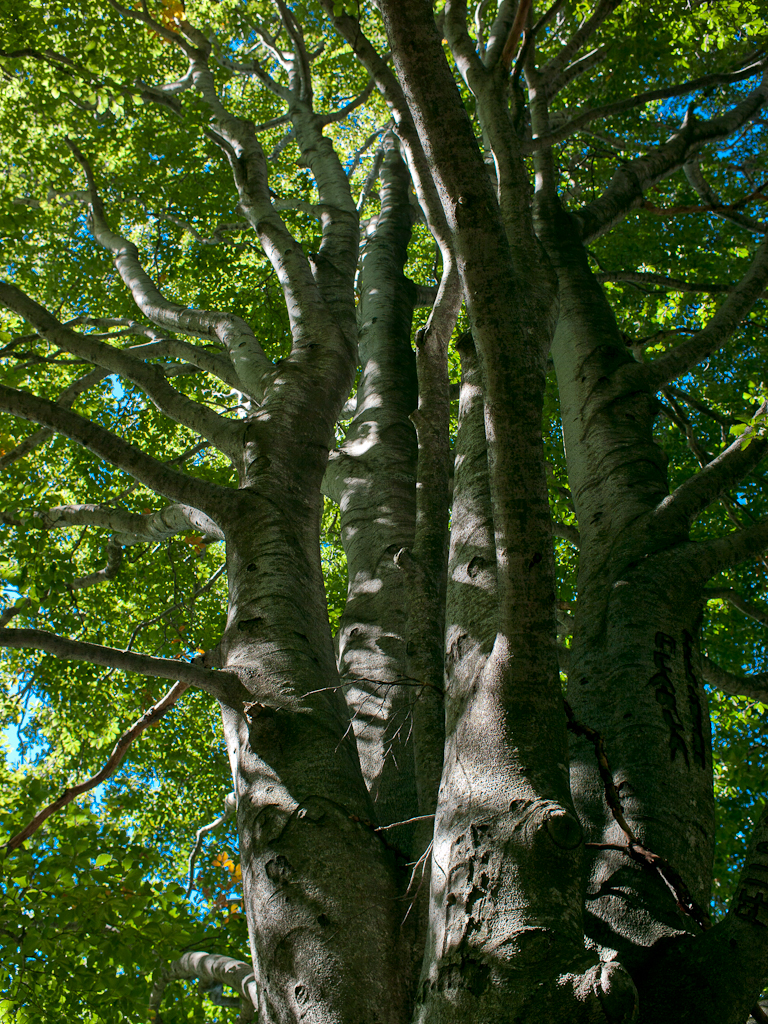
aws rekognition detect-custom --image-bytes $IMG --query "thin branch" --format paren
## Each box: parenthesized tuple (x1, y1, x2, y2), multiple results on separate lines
(0, 364, 107, 471)
(4, 680, 190, 854)
(643, 235, 768, 389)
(374, 813, 435, 833)
(684, 157, 766, 234)
(320, 79, 375, 125)
(660, 389, 715, 469)
(540, 43, 608, 97)
(71, 315, 245, 392)
(532, 57, 768, 149)
(512, 0, 567, 81)
(539, 0, 621, 90)
(565, 699, 710, 930)
(148, 210, 251, 247)
(187, 793, 236, 896)
(596, 270, 730, 294)
(124, 565, 226, 654)
(355, 143, 386, 214)
(668, 386, 734, 429)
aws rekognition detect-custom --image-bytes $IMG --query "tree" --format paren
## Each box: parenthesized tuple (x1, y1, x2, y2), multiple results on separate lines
(1, 0, 768, 1021)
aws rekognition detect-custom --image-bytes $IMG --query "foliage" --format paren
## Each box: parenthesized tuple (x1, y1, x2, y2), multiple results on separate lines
(1, 0, 767, 1019)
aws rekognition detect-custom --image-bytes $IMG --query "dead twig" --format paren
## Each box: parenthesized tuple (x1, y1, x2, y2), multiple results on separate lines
(564, 699, 710, 931)
(4, 680, 189, 853)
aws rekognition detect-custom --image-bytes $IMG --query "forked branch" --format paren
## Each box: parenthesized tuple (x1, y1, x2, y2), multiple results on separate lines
(66, 140, 271, 398)
(575, 75, 768, 242)
(532, 57, 768, 149)
(706, 588, 768, 628)
(653, 428, 768, 534)
(643, 235, 768, 389)
(539, 0, 621, 90)
(697, 519, 768, 577)
(0, 281, 240, 457)
(187, 792, 236, 896)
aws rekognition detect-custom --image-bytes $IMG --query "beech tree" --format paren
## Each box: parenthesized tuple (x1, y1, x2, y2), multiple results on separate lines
(2, 1, 768, 1022)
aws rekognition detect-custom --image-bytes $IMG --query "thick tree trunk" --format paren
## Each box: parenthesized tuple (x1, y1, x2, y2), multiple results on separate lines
(209, 232, 412, 1020)
(539, 195, 746, 1023)
(219, 439, 410, 1023)
(374, 4, 639, 1020)
(327, 140, 421, 849)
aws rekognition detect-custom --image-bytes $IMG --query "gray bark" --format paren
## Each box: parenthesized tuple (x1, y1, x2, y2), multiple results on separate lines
(328, 137, 421, 848)
(375, 3, 639, 1019)
(4, 4, 768, 1023)
(536, 187, 767, 1022)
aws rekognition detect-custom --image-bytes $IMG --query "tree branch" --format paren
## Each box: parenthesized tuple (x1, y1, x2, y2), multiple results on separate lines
(0, 356, 111, 471)
(667, 386, 735, 428)
(0, 282, 241, 457)
(319, 78, 375, 125)
(501, 0, 531, 70)
(0, 628, 244, 705)
(653, 430, 768, 533)
(71, 536, 124, 590)
(701, 656, 768, 703)
(643, 235, 768, 389)
(706, 588, 768, 628)
(696, 519, 768, 577)
(187, 792, 236, 896)
(540, 43, 608, 98)
(150, 952, 258, 1022)
(0, 382, 226, 511)
(684, 157, 766, 234)
(532, 57, 768, 149)
(510, 0, 566, 79)
(552, 521, 581, 546)
(3, 680, 191, 854)
(596, 270, 730, 294)
(538, 0, 621, 91)
(34, 502, 224, 545)
(62, 315, 246, 393)
(565, 700, 710, 929)
(318, 2, 455, 272)
(66, 140, 271, 399)
(575, 75, 768, 242)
